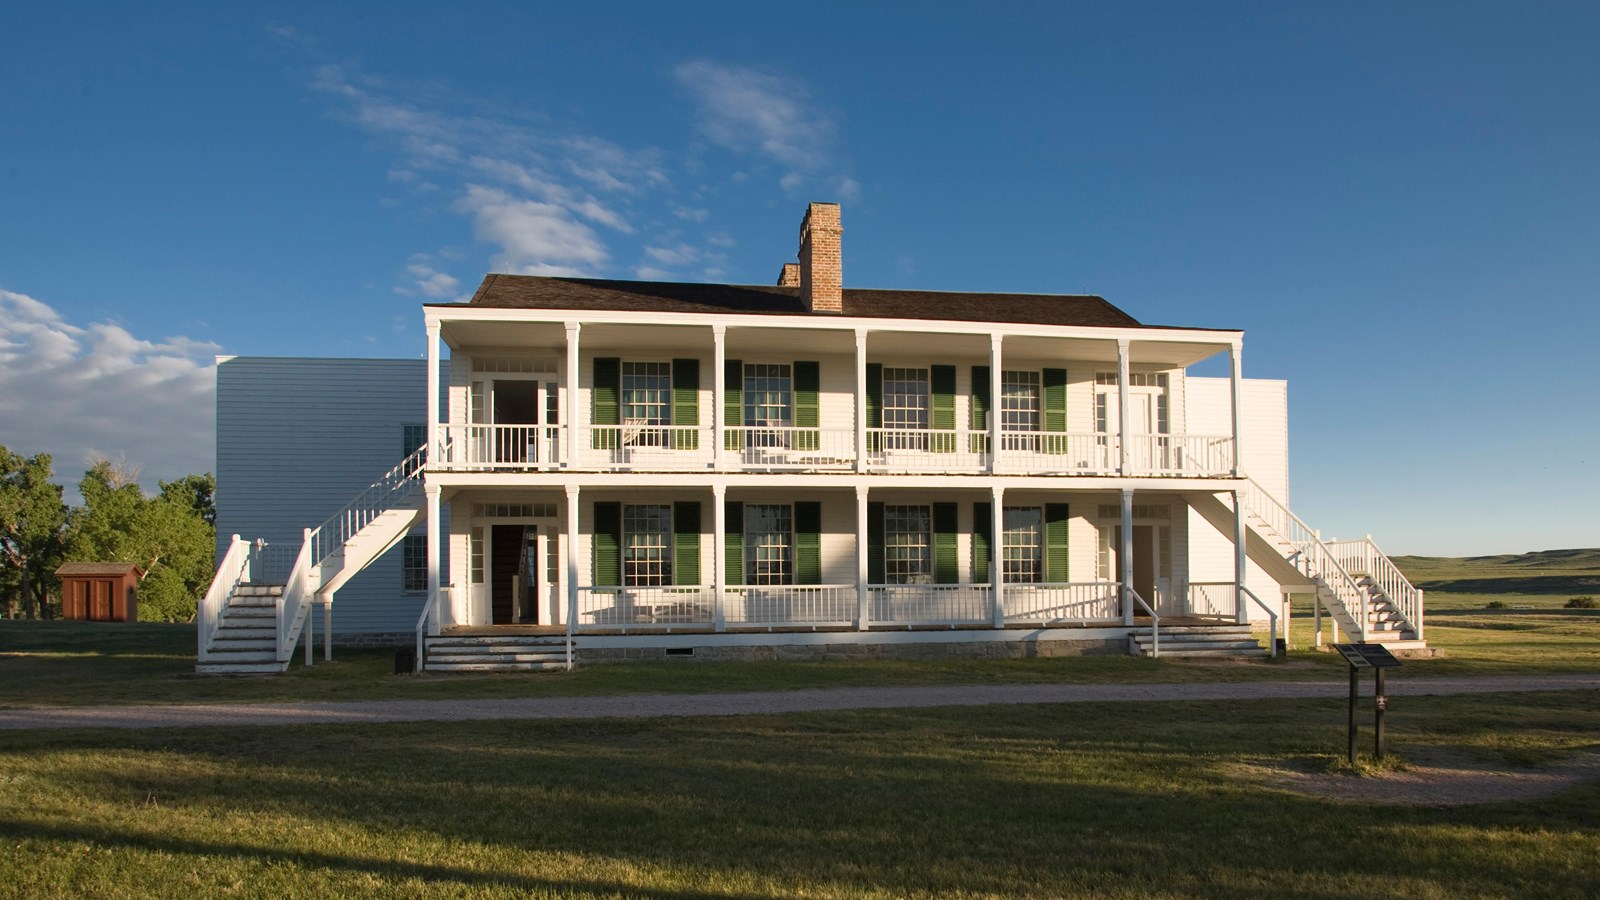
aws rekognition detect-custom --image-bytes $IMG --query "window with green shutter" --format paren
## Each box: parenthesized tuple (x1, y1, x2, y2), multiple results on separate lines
(592, 358, 620, 449)
(932, 502, 958, 583)
(1042, 368, 1068, 454)
(970, 366, 991, 454)
(592, 501, 622, 585)
(795, 501, 821, 584)
(724, 359, 744, 451)
(973, 502, 993, 582)
(672, 359, 699, 450)
(793, 361, 820, 451)
(673, 501, 700, 585)
(930, 365, 956, 453)
(867, 501, 886, 584)
(865, 363, 883, 452)
(724, 500, 744, 586)
(1044, 503, 1070, 583)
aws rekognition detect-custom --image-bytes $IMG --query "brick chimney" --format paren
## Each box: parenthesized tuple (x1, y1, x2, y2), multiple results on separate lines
(776, 262, 801, 287)
(798, 202, 842, 313)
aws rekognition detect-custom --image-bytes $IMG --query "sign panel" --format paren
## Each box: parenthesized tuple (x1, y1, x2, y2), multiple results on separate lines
(1332, 642, 1403, 669)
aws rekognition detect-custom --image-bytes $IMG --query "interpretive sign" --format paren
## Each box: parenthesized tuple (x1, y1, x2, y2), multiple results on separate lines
(1331, 642, 1403, 762)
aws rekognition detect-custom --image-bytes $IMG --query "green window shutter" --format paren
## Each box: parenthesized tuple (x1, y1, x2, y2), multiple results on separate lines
(1042, 367, 1068, 454)
(865, 363, 883, 452)
(724, 359, 744, 451)
(867, 501, 885, 584)
(673, 501, 701, 586)
(931, 364, 956, 453)
(592, 357, 620, 450)
(1045, 503, 1070, 583)
(672, 358, 700, 450)
(933, 502, 959, 584)
(973, 502, 993, 583)
(593, 501, 622, 586)
(795, 501, 822, 585)
(793, 360, 820, 451)
(970, 366, 991, 454)
(724, 501, 744, 586)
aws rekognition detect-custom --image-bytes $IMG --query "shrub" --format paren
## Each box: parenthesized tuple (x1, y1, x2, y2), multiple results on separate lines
(1485, 600, 1508, 610)
(1565, 596, 1597, 609)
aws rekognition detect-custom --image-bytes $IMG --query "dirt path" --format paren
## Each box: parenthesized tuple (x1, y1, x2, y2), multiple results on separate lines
(1, 674, 1596, 731)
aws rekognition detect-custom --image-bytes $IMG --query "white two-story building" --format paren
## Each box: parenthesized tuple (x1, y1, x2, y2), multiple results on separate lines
(202, 203, 1424, 673)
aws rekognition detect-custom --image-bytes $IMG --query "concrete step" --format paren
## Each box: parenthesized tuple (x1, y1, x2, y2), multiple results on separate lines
(427, 636, 569, 649)
(203, 647, 278, 662)
(197, 661, 289, 675)
(426, 660, 566, 673)
(1141, 647, 1269, 658)
(428, 651, 567, 665)
(1134, 639, 1266, 652)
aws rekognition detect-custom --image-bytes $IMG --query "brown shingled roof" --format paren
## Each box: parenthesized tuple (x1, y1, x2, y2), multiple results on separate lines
(446, 275, 1143, 328)
(55, 562, 144, 577)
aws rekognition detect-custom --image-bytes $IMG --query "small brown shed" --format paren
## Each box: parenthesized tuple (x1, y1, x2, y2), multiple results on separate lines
(56, 562, 143, 622)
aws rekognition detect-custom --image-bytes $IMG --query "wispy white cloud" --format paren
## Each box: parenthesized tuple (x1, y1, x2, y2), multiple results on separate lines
(396, 256, 463, 299)
(456, 185, 607, 276)
(0, 289, 217, 489)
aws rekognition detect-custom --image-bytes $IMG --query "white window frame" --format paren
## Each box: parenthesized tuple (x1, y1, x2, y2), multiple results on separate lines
(623, 503, 673, 587)
(743, 504, 794, 586)
(883, 504, 932, 585)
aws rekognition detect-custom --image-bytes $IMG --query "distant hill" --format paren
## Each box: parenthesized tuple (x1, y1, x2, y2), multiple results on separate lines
(1393, 548, 1600, 595)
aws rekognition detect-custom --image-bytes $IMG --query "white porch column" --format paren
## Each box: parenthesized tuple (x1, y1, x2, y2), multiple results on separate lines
(565, 485, 580, 632)
(1120, 487, 1134, 625)
(712, 325, 727, 470)
(854, 329, 868, 473)
(426, 482, 442, 634)
(712, 483, 727, 632)
(1229, 341, 1243, 477)
(425, 321, 441, 459)
(988, 335, 1003, 474)
(1117, 338, 1132, 476)
(855, 485, 869, 630)
(1233, 490, 1248, 626)
(990, 484, 1005, 628)
(564, 322, 581, 469)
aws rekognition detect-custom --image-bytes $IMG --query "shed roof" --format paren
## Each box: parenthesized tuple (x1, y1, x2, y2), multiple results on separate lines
(55, 562, 144, 577)
(439, 275, 1154, 329)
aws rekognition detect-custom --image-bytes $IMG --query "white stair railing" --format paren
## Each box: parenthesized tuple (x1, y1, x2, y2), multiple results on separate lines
(1327, 536, 1424, 641)
(308, 443, 429, 568)
(1237, 477, 1371, 642)
(198, 534, 249, 662)
(1128, 586, 1159, 657)
(1237, 586, 1280, 658)
(275, 528, 315, 662)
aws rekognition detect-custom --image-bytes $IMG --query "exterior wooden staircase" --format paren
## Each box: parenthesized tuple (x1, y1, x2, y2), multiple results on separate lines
(1132, 624, 1268, 659)
(1188, 479, 1425, 650)
(421, 634, 570, 672)
(198, 445, 428, 674)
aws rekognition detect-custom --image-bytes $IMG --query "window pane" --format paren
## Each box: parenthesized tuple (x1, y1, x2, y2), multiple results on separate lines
(882, 368, 929, 431)
(623, 504, 673, 586)
(883, 505, 931, 584)
(402, 534, 427, 592)
(621, 362, 672, 425)
(743, 364, 793, 427)
(1002, 507, 1042, 584)
(744, 504, 793, 585)
(1001, 371, 1040, 432)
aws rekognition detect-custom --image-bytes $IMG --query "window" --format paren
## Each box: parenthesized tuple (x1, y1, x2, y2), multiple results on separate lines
(622, 362, 672, 426)
(1002, 507, 1043, 583)
(882, 368, 930, 431)
(623, 504, 673, 586)
(743, 364, 793, 427)
(402, 534, 427, 592)
(744, 504, 793, 585)
(1000, 371, 1041, 432)
(545, 381, 559, 425)
(883, 505, 931, 584)
(469, 528, 484, 584)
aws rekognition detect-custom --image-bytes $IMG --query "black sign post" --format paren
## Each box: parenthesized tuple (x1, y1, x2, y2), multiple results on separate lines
(1332, 643, 1402, 764)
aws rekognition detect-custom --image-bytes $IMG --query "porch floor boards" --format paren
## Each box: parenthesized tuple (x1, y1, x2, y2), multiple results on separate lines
(442, 616, 1233, 638)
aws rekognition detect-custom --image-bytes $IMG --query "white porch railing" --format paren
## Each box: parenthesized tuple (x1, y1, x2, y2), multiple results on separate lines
(722, 584, 857, 626)
(1186, 581, 1239, 619)
(581, 425, 713, 470)
(868, 583, 994, 625)
(1238, 478, 1372, 641)
(197, 535, 250, 662)
(1326, 536, 1425, 641)
(1127, 434, 1234, 476)
(864, 429, 987, 472)
(576, 585, 715, 630)
(995, 433, 1120, 474)
(1002, 582, 1122, 624)
(724, 427, 854, 471)
(275, 528, 315, 662)
(436, 424, 561, 470)
(246, 539, 298, 585)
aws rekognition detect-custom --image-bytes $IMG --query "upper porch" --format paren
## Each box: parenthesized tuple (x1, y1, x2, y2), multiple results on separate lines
(423, 304, 1249, 481)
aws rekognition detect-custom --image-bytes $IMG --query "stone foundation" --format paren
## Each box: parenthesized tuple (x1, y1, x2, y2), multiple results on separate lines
(576, 637, 1122, 664)
(332, 632, 413, 649)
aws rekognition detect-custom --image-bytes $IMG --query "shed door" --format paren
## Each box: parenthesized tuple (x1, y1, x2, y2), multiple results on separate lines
(90, 579, 115, 621)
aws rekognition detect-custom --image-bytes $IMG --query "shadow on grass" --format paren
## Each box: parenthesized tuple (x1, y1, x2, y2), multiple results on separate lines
(3, 695, 1599, 896)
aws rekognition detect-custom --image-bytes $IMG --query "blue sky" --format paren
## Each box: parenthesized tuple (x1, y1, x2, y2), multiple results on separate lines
(2, 2, 1596, 555)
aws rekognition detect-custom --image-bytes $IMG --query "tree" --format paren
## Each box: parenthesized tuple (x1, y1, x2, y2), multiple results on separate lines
(67, 460, 217, 622)
(0, 448, 69, 619)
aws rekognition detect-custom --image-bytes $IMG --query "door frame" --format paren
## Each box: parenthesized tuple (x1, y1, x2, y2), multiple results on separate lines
(472, 511, 563, 626)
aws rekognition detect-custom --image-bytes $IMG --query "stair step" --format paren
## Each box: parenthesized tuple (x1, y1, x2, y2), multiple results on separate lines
(203, 648, 279, 662)
(428, 651, 567, 664)
(427, 636, 569, 649)
(1142, 647, 1269, 658)
(425, 661, 567, 673)
(1135, 640, 1266, 652)
(197, 661, 289, 675)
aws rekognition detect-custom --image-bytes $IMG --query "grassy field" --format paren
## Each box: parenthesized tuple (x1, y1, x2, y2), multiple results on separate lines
(1393, 547, 1600, 602)
(1, 690, 1597, 897)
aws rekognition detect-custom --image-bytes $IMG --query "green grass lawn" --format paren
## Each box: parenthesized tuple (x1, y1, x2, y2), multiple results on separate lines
(1, 690, 1596, 897)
